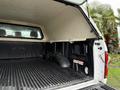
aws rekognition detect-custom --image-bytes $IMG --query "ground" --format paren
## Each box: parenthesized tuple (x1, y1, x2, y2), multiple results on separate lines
(107, 54, 120, 90)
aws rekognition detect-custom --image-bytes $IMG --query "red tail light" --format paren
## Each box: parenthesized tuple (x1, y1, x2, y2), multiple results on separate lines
(104, 51, 108, 78)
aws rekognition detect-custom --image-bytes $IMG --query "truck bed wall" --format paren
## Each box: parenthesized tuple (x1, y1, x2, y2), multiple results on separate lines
(0, 41, 94, 77)
(0, 42, 44, 59)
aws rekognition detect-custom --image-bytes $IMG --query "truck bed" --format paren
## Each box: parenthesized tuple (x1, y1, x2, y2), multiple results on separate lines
(0, 59, 91, 90)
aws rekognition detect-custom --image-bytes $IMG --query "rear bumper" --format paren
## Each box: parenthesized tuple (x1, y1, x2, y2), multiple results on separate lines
(80, 83, 115, 90)
(58, 80, 115, 90)
(57, 80, 98, 90)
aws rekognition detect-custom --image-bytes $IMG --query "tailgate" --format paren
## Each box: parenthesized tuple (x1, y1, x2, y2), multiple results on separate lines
(80, 83, 115, 90)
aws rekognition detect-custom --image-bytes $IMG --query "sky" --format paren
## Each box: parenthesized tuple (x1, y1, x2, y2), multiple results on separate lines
(88, 0, 120, 16)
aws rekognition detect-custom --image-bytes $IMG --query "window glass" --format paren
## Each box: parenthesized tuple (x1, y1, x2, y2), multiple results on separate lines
(0, 23, 43, 39)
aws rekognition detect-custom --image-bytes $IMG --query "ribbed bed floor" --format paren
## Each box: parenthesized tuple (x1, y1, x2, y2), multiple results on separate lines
(0, 60, 91, 90)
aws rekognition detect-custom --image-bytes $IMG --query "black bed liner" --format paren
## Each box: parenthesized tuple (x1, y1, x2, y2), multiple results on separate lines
(0, 60, 91, 90)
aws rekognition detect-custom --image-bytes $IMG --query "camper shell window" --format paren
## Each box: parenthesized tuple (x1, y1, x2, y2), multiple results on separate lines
(0, 23, 43, 39)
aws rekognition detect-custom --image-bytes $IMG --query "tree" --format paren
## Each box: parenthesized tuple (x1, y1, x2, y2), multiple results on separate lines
(89, 1, 118, 52)
(89, 2, 116, 34)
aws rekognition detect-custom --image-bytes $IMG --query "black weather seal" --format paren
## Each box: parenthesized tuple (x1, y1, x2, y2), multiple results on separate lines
(54, 0, 102, 39)
(54, 0, 86, 6)
(54, 0, 77, 6)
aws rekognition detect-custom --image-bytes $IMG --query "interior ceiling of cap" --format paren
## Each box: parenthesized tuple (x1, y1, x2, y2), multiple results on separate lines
(0, 0, 67, 25)
(0, 0, 97, 41)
